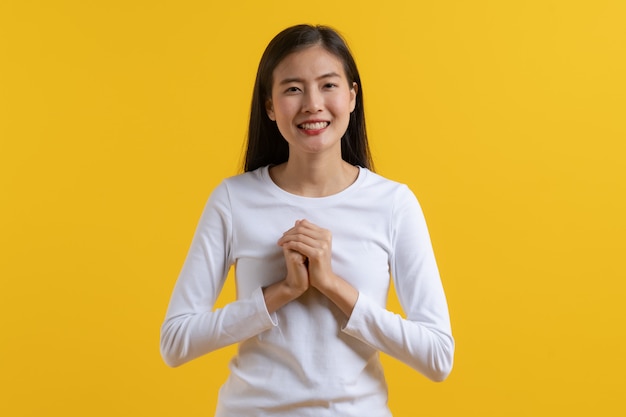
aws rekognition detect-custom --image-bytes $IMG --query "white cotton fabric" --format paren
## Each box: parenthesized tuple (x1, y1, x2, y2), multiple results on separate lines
(160, 166, 454, 416)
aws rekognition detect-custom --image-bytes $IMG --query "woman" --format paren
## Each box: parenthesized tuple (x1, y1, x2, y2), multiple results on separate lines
(160, 24, 454, 416)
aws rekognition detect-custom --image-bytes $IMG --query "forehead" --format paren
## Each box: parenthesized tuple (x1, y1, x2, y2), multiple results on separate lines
(272, 45, 346, 82)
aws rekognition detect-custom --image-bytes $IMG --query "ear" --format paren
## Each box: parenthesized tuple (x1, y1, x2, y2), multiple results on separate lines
(265, 99, 276, 121)
(349, 82, 358, 113)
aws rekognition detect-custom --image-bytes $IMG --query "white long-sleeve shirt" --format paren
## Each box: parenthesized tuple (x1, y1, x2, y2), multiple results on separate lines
(160, 166, 454, 417)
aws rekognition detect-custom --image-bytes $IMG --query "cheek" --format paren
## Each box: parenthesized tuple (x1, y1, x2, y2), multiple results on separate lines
(330, 95, 354, 117)
(272, 100, 297, 120)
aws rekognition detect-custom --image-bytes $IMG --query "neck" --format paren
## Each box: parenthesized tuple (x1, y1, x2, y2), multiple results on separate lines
(270, 155, 359, 197)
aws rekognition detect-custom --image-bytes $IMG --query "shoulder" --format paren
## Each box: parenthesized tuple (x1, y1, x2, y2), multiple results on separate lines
(222, 166, 267, 189)
(360, 168, 417, 203)
(208, 166, 271, 207)
(358, 170, 426, 226)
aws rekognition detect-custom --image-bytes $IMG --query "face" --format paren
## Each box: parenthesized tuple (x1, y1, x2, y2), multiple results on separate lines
(266, 45, 357, 159)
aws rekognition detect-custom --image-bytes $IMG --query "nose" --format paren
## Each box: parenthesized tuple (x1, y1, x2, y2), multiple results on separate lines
(302, 90, 323, 113)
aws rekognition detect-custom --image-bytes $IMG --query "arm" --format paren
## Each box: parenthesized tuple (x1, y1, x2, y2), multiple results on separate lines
(160, 183, 276, 367)
(342, 186, 454, 382)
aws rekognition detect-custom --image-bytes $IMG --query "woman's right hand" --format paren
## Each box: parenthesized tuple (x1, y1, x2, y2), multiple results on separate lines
(282, 244, 310, 295)
(262, 225, 309, 314)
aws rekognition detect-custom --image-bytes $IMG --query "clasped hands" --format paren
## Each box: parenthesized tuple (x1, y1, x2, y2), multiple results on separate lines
(264, 219, 358, 317)
(277, 219, 335, 295)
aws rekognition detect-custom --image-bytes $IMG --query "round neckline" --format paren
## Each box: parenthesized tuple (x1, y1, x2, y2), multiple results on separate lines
(260, 165, 368, 206)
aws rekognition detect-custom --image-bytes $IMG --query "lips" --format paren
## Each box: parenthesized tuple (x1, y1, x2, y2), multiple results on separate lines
(298, 121, 330, 130)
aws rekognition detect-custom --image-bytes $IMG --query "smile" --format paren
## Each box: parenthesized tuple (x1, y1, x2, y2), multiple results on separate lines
(298, 121, 330, 130)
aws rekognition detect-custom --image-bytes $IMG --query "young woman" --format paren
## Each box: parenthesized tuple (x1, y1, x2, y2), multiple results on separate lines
(161, 24, 454, 416)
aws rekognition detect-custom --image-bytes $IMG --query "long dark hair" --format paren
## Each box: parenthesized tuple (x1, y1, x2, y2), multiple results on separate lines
(243, 24, 374, 172)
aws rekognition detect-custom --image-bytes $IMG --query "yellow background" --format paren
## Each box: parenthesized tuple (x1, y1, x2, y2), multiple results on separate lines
(1, 0, 625, 415)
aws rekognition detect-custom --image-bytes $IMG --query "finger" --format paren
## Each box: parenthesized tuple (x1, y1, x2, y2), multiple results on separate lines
(281, 238, 331, 261)
(292, 219, 324, 234)
(279, 233, 320, 250)
(283, 245, 307, 264)
(279, 226, 329, 247)
(282, 241, 316, 260)
(280, 221, 328, 241)
(278, 220, 305, 240)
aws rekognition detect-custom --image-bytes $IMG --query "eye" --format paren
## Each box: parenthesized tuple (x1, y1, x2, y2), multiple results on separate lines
(284, 86, 301, 94)
(323, 83, 338, 89)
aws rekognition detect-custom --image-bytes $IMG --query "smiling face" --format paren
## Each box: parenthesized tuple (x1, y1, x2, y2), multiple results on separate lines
(266, 44, 357, 159)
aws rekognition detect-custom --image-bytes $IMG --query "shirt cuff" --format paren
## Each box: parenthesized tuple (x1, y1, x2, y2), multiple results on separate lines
(252, 285, 278, 327)
(222, 286, 277, 341)
(342, 291, 368, 335)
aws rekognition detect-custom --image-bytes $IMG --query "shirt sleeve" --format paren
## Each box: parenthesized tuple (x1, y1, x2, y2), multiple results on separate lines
(342, 185, 454, 382)
(160, 182, 277, 367)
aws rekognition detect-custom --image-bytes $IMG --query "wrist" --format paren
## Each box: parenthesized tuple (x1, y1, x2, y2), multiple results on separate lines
(281, 278, 308, 298)
(263, 279, 305, 314)
(311, 271, 338, 294)
(314, 273, 358, 318)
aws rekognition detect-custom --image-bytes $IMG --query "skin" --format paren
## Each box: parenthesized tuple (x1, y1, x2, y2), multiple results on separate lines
(261, 45, 360, 317)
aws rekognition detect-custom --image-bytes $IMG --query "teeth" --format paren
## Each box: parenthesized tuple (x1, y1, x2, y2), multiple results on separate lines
(300, 122, 328, 130)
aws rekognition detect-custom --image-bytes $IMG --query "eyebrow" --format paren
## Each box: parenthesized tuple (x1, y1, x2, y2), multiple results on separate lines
(277, 72, 342, 85)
